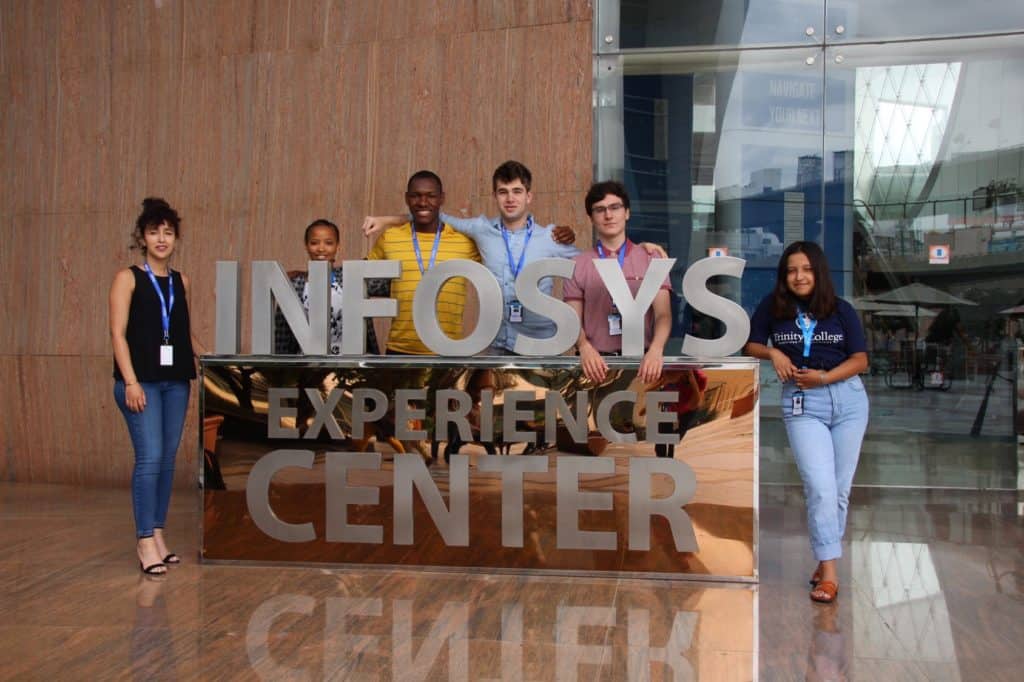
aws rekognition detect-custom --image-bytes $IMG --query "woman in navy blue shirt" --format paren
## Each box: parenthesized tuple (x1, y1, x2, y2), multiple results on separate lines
(745, 241, 869, 603)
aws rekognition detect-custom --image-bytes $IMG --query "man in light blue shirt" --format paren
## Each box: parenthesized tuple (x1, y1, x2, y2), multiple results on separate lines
(364, 160, 666, 354)
(363, 160, 580, 354)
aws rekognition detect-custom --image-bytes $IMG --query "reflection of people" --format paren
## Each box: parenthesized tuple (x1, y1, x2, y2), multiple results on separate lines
(564, 181, 672, 384)
(925, 306, 968, 346)
(650, 368, 708, 458)
(132, 576, 175, 679)
(274, 218, 380, 355)
(110, 198, 197, 575)
(367, 171, 480, 355)
(806, 605, 846, 681)
(924, 305, 970, 375)
(744, 241, 869, 604)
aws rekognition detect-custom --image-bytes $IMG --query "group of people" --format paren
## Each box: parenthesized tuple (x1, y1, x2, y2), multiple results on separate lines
(110, 161, 871, 607)
(346, 161, 671, 382)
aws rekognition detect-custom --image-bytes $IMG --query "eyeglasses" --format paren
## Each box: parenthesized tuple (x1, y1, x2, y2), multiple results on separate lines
(591, 203, 625, 216)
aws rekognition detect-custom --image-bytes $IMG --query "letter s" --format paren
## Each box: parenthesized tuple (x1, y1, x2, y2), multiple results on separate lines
(680, 256, 748, 356)
(512, 258, 580, 356)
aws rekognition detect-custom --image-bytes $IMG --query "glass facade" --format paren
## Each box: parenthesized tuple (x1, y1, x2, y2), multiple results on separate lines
(595, 2, 1024, 488)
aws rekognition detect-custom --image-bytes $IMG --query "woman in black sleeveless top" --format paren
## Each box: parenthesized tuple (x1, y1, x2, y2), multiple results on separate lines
(110, 198, 196, 575)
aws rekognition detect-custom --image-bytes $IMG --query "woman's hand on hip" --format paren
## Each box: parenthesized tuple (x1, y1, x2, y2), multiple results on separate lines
(793, 368, 824, 390)
(769, 349, 797, 383)
(125, 383, 146, 412)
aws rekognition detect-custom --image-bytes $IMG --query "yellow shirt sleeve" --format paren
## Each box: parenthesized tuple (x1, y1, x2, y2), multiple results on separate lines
(368, 234, 386, 260)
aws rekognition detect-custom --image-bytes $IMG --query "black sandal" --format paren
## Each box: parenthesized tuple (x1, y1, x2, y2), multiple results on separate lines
(140, 561, 167, 575)
(163, 553, 181, 565)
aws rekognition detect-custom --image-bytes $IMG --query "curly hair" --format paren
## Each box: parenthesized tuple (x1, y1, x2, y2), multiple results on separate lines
(131, 197, 181, 252)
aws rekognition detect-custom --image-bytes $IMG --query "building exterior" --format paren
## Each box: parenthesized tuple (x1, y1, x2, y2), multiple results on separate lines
(594, 0, 1024, 488)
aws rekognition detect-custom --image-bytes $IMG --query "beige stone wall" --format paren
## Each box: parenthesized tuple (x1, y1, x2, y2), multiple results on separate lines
(0, 0, 593, 486)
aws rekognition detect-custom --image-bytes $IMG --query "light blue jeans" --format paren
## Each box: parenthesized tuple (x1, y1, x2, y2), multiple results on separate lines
(782, 375, 869, 562)
(114, 380, 190, 539)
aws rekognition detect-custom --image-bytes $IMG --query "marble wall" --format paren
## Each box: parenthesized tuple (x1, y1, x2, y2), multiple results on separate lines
(0, 0, 594, 486)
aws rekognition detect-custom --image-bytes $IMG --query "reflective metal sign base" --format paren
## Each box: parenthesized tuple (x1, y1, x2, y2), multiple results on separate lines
(200, 357, 759, 582)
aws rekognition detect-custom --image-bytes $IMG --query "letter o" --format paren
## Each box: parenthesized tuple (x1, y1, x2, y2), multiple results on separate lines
(412, 259, 503, 356)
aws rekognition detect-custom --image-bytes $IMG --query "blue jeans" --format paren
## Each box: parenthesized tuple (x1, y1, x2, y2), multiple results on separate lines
(782, 375, 869, 562)
(114, 380, 190, 539)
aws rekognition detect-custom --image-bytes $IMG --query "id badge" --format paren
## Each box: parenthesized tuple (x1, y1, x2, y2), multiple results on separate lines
(508, 300, 523, 323)
(791, 391, 804, 416)
(160, 344, 174, 366)
(608, 313, 622, 336)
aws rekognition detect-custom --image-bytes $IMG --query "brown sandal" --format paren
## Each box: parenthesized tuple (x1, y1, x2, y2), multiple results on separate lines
(809, 569, 822, 586)
(810, 580, 838, 603)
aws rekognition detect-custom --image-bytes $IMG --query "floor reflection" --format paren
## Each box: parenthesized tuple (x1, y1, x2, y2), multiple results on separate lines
(132, 576, 177, 681)
(852, 541, 959, 678)
(806, 606, 847, 682)
(235, 571, 757, 680)
(1, 483, 1021, 680)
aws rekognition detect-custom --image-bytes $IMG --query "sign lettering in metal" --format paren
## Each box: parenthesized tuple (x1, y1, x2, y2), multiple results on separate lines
(213, 256, 750, 357)
(202, 256, 757, 580)
(201, 357, 758, 581)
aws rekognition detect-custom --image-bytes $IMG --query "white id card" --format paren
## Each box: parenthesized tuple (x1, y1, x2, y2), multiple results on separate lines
(791, 391, 804, 416)
(160, 344, 174, 366)
(608, 313, 622, 336)
(508, 301, 523, 323)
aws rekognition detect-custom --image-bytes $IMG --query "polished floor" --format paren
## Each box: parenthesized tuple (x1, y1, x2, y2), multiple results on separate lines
(1, 482, 1021, 680)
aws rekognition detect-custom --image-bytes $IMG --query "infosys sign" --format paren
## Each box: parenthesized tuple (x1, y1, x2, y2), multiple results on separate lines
(212, 256, 750, 357)
(201, 257, 757, 579)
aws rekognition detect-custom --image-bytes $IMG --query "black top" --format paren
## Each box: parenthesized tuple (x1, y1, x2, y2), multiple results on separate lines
(113, 265, 196, 382)
(747, 294, 867, 371)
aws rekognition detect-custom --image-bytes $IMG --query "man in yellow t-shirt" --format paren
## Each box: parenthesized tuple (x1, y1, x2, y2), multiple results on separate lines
(368, 170, 481, 354)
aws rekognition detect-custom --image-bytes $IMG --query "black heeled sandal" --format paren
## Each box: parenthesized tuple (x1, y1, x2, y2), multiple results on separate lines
(140, 561, 167, 575)
(163, 553, 181, 565)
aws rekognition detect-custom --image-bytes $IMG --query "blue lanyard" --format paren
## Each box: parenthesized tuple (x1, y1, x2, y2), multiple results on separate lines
(500, 215, 534, 279)
(796, 307, 817, 359)
(143, 263, 174, 343)
(411, 222, 443, 275)
(596, 240, 628, 267)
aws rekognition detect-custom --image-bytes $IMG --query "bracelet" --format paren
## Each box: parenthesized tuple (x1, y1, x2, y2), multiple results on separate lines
(124, 381, 138, 387)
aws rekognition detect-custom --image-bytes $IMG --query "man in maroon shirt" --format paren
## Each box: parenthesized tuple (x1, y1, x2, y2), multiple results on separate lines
(563, 181, 672, 384)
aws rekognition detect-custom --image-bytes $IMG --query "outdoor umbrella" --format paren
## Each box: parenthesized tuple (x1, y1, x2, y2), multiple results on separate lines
(847, 297, 934, 317)
(873, 307, 938, 318)
(998, 305, 1024, 316)
(867, 283, 977, 346)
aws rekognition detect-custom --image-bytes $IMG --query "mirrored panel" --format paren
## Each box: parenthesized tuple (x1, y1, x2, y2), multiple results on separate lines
(595, 46, 831, 341)
(820, 35, 1023, 488)
(598, 0, 825, 50)
(826, 0, 1024, 43)
(596, 33, 1023, 489)
(200, 357, 759, 580)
